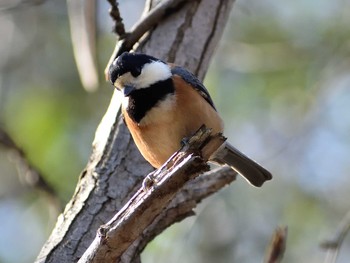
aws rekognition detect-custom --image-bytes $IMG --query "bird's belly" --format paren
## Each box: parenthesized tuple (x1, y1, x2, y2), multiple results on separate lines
(125, 112, 224, 168)
(131, 123, 184, 168)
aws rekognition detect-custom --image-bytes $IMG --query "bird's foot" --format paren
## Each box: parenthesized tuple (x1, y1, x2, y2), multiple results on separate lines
(142, 171, 157, 190)
(180, 137, 190, 147)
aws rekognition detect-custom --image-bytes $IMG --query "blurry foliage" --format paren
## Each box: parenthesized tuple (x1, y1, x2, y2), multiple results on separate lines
(1, 0, 350, 263)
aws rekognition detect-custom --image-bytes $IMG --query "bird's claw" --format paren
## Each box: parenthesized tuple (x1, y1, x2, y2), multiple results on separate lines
(142, 171, 156, 190)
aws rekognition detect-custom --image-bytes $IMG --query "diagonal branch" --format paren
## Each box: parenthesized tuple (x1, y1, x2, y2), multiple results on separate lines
(0, 126, 61, 208)
(120, 166, 236, 263)
(321, 210, 350, 263)
(78, 126, 227, 263)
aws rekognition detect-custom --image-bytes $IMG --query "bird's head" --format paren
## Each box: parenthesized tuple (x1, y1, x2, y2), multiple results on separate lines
(108, 52, 172, 96)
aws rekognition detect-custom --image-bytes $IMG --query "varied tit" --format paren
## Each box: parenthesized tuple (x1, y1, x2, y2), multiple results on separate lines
(108, 52, 272, 187)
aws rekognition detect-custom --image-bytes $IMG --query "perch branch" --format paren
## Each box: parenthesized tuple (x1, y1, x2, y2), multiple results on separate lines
(105, 0, 188, 79)
(264, 226, 288, 263)
(321, 210, 350, 263)
(120, 166, 237, 262)
(78, 126, 227, 263)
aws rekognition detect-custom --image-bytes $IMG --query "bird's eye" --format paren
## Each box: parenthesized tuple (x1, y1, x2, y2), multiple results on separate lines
(131, 67, 141, 78)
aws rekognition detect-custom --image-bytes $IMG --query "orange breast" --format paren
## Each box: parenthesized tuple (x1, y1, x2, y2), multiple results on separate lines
(123, 75, 224, 168)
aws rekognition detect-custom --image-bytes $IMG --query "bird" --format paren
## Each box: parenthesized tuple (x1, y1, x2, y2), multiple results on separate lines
(108, 52, 272, 187)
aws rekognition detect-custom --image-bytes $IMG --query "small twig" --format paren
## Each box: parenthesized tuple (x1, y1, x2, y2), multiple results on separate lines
(0, 126, 62, 208)
(105, 0, 188, 79)
(107, 0, 126, 37)
(78, 126, 226, 263)
(124, 0, 187, 52)
(264, 226, 288, 263)
(321, 210, 350, 263)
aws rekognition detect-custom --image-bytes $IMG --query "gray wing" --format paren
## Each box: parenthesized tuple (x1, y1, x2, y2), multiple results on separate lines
(171, 66, 217, 110)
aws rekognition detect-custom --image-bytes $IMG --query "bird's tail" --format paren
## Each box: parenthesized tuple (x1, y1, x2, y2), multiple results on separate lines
(210, 142, 272, 187)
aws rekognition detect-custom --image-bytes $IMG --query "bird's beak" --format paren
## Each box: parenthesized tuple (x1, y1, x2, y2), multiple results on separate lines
(123, 85, 135, 96)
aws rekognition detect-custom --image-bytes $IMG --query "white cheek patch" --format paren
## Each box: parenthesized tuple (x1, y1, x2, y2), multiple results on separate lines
(133, 61, 172, 89)
(114, 61, 171, 91)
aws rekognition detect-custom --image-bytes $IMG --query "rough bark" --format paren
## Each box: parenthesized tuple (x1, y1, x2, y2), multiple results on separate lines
(35, 0, 236, 262)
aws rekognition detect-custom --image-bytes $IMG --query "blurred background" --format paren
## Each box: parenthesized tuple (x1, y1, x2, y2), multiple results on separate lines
(1, 0, 350, 262)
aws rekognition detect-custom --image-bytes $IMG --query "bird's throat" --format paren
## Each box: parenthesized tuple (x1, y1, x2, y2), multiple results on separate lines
(126, 78, 175, 124)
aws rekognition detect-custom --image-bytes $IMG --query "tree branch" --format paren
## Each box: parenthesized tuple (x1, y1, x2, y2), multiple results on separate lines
(264, 226, 288, 263)
(120, 166, 236, 263)
(78, 126, 227, 262)
(0, 126, 61, 208)
(107, 0, 126, 37)
(321, 210, 350, 263)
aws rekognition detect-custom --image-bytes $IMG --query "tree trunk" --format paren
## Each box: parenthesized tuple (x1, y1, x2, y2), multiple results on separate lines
(35, 0, 235, 262)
